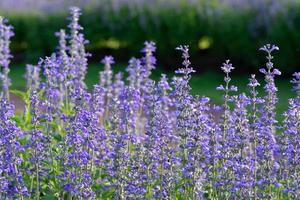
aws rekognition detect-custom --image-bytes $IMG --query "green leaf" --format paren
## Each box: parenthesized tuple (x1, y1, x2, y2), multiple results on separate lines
(40, 193, 56, 200)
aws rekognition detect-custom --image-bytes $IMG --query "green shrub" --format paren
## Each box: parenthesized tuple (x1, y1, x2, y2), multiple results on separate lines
(1, 2, 300, 73)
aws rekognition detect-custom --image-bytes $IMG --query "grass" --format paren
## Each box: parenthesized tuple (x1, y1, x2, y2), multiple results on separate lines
(10, 63, 294, 118)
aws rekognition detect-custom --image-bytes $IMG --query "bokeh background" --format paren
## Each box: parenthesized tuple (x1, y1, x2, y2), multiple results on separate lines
(0, 0, 299, 115)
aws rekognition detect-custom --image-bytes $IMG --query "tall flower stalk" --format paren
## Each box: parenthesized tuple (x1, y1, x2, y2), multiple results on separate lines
(0, 16, 13, 100)
(281, 72, 300, 199)
(0, 100, 28, 199)
(247, 74, 263, 199)
(172, 45, 197, 198)
(215, 59, 237, 198)
(257, 44, 281, 199)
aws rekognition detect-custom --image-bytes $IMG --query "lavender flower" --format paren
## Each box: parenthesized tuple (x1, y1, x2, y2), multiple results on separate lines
(56, 29, 67, 58)
(68, 7, 82, 58)
(256, 44, 280, 199)
(225, 94, 254, 198)
(126, 57, 143, 89)
(172, 45, 202, 198)
(25, 64, 41, 91)
(291, 72, 300, 96)
(42, 55, 63, 117)
(92, 84, 106, 125)
(62, 97, 100, 198)
(143, 75, 179, 199)
(0, 99, 28, 198)
(0, 16, 13, 100)
(99, 55, 115, 123)
(217, 60, 237, 148)
(0, 7, 299, 199)
(141, 41, 156, 79)
(247, 74, 264, 199)
(68, 7, 90, 90)
(280, 72, 300, 198)
(215, 60, 238, 198)
(175, 45, 195, 76)
(112, 72, 125, 98)
(281, 98, 300, 198)
(100, 55, 114, 91)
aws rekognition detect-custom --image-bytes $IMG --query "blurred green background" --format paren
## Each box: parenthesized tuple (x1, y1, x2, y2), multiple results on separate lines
(1, 0, 300, 73)
(1, 0, 299, 115)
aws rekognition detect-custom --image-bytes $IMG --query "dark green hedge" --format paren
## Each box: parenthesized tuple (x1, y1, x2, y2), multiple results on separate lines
(2, 3, 300, 74)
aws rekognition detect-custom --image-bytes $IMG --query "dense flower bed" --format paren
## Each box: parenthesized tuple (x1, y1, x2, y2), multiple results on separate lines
(0, 7, 299, 200)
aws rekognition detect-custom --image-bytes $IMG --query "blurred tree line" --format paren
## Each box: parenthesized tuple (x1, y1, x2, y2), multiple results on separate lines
(0, 0, 300, 75)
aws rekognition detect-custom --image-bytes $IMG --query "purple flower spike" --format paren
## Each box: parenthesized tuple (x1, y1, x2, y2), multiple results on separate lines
(0, 99, 28, 198)
(142, 41, 156, 53)
(259, 44, 279, 54)
(221, 60, 234, 73)
(0, 16, 14, 100)
(141, 41, 157, 80)
(175, 45, 195, 75)
(291, 72, 300, 96)
(101, 55, 115, 65)
(248, 74, 260, 88)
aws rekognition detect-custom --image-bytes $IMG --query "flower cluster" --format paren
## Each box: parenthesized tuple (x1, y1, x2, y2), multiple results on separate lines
(0, 7, 299, 200)
(0, 16, 14, 100)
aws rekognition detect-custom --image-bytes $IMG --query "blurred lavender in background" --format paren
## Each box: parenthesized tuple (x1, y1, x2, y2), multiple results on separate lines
(1, 0, 297, 31)
(0, 0, 297, 15)
(0, 0, 93, 13)
(220, 0, 299, 28)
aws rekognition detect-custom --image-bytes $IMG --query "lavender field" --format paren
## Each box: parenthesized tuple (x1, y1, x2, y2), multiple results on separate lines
(0, 5, 300, 200)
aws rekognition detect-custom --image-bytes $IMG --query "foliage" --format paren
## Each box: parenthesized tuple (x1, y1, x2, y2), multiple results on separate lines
(0, 0, 300, 73)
